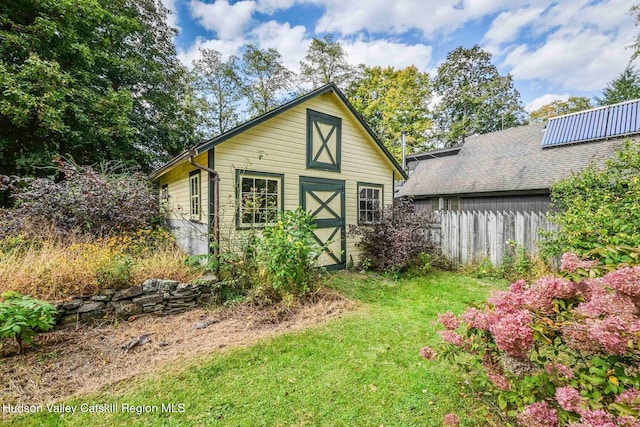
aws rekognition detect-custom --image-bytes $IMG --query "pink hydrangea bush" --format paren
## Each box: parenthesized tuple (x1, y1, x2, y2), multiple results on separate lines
(421, 252, 640, 426)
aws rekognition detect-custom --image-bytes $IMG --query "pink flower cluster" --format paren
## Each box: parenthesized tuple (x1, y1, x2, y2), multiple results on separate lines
(544, 362, 575, 380)
(576, 282, 638, 319)
(517, 401, 558, 427)
(488, 290, 525, 313)
(616, 388, 640, 408)
(603, 267, 640, 298)
(556, 386, 583, 413)
(569, 409, 617, 427)
(461, 307, 491, 330)
(487, 371, 511, 391)
(561, 252, 600, 273)
(439, 330, 465, 347)
(489, 310, 534, 357)
(586, 316, 640, 355)
(443, 413, 460, 426)
(519, 276, 578, 313)
(439, 311, 461, 330)
(420, 346, 437, 361)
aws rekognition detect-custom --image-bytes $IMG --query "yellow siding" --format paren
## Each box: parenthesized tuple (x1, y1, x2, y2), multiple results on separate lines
(213, 92, 397, 264)
(158, 152, 209, 224)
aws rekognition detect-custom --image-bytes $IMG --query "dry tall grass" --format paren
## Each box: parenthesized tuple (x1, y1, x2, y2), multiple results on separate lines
(0, 230, 203, 301)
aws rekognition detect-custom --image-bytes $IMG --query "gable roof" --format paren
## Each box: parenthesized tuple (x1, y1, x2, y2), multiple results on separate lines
(150, 83, 407, 180)
(398, 122, 625, 198)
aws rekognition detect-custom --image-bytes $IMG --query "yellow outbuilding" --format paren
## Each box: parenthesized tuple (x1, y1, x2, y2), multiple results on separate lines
(150, 83, 407, 270)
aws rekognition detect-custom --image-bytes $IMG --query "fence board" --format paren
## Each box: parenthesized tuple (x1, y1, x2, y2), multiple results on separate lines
(432, 210, 555, 266)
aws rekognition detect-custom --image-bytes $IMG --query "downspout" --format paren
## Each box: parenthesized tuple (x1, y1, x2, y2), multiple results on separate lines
(188, 149, 220, 261)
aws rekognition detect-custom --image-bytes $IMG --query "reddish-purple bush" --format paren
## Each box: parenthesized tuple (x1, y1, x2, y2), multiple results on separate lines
(348, 201, 437, 272)
(422, 251, 640, 426)
(0, 161, 165, 239)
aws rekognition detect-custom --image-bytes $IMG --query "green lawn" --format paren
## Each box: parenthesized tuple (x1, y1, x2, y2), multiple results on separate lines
(4, 271, 503, 426)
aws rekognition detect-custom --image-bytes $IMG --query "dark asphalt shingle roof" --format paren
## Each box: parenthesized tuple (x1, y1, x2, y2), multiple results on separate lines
(398, 122, 626, 198)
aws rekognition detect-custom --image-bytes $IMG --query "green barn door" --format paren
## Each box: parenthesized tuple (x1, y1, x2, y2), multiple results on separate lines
(300, 177, 346, 271)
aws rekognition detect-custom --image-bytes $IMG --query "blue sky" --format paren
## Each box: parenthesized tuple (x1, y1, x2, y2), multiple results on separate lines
(163, 0, 638, 111)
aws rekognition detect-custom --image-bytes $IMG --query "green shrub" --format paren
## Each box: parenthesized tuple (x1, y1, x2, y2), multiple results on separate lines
(541, 140, 640, 261)
(96, 255, 133, 288)
(255, 208, 323, 299)
(0, 291, 57, 354)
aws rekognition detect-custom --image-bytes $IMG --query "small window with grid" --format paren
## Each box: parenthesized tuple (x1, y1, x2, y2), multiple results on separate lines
(189, 171, 200, 219)
(358, 184, 383, 224)
(238, 173, 282, 227)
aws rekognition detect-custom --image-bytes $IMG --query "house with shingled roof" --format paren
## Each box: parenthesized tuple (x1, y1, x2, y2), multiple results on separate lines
(397, 99, 640, 214)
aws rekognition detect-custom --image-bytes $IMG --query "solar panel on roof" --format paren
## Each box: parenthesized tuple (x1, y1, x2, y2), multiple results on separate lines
(542, 99, 640, 148)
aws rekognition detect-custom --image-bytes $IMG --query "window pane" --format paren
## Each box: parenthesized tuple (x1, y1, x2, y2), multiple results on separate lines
(242, 177, 252, 192)
(267, 179, 277, 193)
(360, 200, 366, 211)
(366, 211, 373, 223)
(254, 178, 265, 190)
(266, 194, 278, 209)
(372, 189, 379, 200)
(359, 188, 366, 199)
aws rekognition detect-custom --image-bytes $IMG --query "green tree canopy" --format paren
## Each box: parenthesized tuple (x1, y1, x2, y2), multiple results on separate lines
(529, 97, 594, 123)
(432, 45, 526, 146)
(299, 34, 353, 89)
(346, 65, 433, 158)
(542, 141, 640, 258)
(596, 64, 640, 106)
(0, 0, 197, 176)
(191, 48, 243, 138)
(241, 45, 295, 117)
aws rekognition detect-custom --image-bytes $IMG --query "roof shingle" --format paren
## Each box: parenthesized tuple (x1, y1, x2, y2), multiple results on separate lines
(398, 123, 626, 198)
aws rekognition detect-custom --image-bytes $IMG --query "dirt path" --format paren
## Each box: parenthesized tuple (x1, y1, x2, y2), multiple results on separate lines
(0, 290, 354, 408)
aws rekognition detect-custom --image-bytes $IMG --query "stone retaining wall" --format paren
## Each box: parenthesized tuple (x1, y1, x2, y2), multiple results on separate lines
(54, 279, 213, 325)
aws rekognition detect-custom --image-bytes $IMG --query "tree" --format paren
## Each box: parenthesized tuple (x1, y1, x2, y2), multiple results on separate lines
(0, 0, 197, 176)
(541, 140, 640, 258)
(631, 3, 640, 59)
(596, 64, 640, 106)
(529, 97, 594, 123)
(299, 34, 353, 89)
(432, 45, 526, 146)
(346, 65, 433, 158)
(191, 48, 243, 137)
(240, 45, 295, 117)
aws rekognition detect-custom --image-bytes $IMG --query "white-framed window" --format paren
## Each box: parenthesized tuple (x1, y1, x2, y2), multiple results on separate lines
(358, 183, 383, 224)
(189, 170, 201, 219)
(432, 197, 460, 212)
(161, 184, 169, 203)
(236, 171, 283, 228)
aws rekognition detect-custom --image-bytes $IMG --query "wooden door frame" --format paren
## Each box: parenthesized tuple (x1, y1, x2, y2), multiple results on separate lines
(299, 176, 346, 271)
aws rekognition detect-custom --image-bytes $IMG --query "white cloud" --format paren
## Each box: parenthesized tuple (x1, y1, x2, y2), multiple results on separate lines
(483, 7, 545, 53)
(311, 0, 534, 38)
(249, 21, 309, 70)
(504, 26, 635, 91)
(189, 0, 257, 40)
(525, 93, 572, 112)
(343, 39, 433, 71)
(161, 0, 180, 31)
(256, 0, 297, 14)
(177, 37, 246, 68)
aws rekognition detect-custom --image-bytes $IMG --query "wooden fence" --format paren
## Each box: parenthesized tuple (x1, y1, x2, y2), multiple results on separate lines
(428, 210, 558, 266)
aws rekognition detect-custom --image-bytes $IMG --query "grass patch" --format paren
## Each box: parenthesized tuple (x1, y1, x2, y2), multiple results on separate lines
(3, 271, 503, 426)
